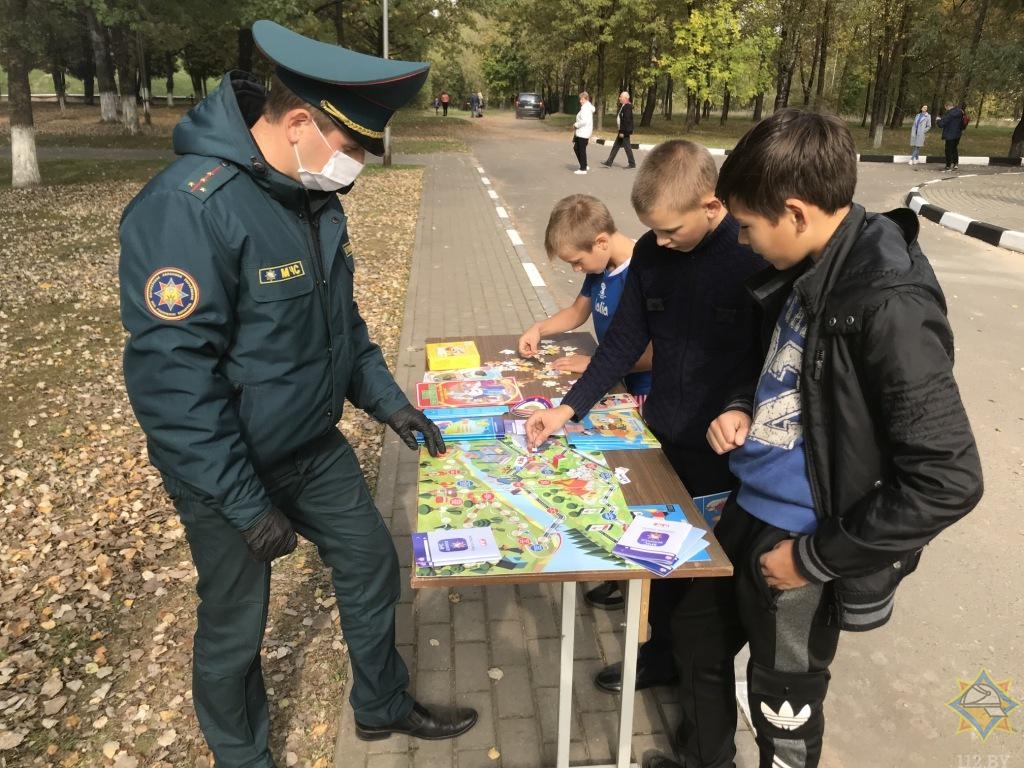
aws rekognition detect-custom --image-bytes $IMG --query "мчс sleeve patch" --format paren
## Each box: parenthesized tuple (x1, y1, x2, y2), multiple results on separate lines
(145, 267, 200, 320)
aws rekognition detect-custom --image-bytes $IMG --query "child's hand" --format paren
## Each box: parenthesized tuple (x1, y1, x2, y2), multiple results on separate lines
(552, 354, 590, 374)
(706, 410, 752, 454)
(518, 327, 541, 357)
(759, 540, 810, 590)
(525, 405, 573, 451)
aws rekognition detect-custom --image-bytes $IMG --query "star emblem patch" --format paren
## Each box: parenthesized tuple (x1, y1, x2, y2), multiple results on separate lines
(948, 669, 1019, 741)
(145, 267, 199, 321)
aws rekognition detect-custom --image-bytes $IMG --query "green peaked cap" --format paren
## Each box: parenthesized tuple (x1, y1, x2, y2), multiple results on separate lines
(252, 19, 430, 155)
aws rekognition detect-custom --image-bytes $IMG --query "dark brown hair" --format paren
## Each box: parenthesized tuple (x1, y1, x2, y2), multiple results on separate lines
(716, 108, 857, 219)
(630, 140, 718, 215)
(263, 75, 336, 132)
(544, 194, 617, 259)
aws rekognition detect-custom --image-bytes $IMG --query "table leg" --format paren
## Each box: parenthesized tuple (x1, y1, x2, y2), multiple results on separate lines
(616, 579, 643, 768)
(556, 581, 577, 768)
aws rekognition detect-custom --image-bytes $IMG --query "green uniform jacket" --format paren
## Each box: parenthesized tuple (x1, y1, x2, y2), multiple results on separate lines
(119, 72, 409, 532)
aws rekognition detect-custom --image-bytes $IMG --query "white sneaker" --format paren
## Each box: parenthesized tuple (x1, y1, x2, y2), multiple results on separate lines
(574, 169, 588, 175)
(909, 158, 915, 165)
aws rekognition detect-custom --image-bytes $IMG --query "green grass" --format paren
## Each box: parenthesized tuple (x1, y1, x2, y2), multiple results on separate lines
(28, 132, 174, 150)
(0, 158, 167, 187)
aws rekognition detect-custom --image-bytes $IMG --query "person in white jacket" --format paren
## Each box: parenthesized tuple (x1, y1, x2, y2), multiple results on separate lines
(572, 91, 596, 174)
(909, 104, 931, 165)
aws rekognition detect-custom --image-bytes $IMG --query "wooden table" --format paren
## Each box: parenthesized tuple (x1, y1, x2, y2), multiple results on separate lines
(411, 334, 733, 768)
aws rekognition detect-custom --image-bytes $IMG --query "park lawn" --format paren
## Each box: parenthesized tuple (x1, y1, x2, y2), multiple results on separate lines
(1, 102, 474, 153)
(539, 109, 1018, 157)
(0, 158, 168, 187)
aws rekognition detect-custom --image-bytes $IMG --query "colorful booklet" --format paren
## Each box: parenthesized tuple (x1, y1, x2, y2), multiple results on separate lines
(591, 393, 640, 411)
(414, 527, 502, 567)
(426, 341, 480, 371)
(416, 378, 523, 409)
(416, 413, 506, 443)
(423, 367, 503, 383)
(564, 408, 660, 450)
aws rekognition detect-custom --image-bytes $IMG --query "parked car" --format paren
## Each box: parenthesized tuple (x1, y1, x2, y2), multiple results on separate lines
(515, 92, 545, 119)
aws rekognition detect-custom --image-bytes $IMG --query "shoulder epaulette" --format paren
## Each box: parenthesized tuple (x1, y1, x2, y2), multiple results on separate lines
(179, 161, 239, 201)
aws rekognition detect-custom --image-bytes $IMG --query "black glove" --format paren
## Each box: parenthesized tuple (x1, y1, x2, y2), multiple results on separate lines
(386, 404, 446, 457)
(242, 506, 297, 562)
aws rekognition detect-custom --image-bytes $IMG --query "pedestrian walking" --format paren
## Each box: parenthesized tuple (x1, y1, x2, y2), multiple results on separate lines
(601, 91, 636, 168)
(937, 102, 965, 171)
(439, 89, 450, 116)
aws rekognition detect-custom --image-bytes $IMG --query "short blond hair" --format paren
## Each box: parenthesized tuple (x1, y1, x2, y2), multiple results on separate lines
(630, 140, 718, 214)
(544, 195, 617, 259)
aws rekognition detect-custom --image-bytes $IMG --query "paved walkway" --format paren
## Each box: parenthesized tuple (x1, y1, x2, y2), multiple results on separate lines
(905, 170, 1024, 253)
(332, 151, 758, 768)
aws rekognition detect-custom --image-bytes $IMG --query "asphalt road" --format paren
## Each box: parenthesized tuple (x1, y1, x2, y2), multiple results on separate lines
(467, 111, 1024, 767)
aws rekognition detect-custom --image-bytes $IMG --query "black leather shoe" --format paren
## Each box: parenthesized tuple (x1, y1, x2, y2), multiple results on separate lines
(601, 160, 613, 167)
(626, 164, 637, 168)
(643, 753, 683, 768)
(595, 660, 679, 693)
(355, 701, 478, 741)
(584, 580, 624, 610)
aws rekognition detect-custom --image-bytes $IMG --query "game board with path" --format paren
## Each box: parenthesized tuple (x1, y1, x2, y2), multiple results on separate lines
(416, 437, 651, 578)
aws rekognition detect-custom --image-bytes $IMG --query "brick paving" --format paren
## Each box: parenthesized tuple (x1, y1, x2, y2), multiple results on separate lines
(333, 151, 757, 768)
(915, 170, 1024, 232)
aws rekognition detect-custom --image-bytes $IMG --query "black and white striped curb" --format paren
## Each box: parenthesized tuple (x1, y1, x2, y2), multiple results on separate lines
(860, 153, 1023, 166)
(593, 137, 1024, 168)
(905, 174, 1024, 253)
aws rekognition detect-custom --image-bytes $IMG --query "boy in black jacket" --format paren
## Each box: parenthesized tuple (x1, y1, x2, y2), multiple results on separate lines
(645, 109, 983, 768)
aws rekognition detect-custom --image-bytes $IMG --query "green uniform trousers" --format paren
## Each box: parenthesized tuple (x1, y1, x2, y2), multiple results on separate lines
(164, 429, 413, 767)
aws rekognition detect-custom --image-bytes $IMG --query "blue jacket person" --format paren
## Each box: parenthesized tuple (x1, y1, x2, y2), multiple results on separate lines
(118, 20, 476, 767)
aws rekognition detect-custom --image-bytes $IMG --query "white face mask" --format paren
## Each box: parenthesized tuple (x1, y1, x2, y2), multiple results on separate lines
(294, 121, 364, 191)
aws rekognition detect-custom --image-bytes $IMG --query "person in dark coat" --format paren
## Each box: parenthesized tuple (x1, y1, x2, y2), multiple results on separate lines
(937, 101, 965, 171)
(601, 91, 636, 168)
(118, 20, 476, 766)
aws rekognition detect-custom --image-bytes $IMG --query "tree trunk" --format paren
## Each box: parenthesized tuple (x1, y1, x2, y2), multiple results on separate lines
(52, 69, 67, 116)
(85, 8, 118, 122)
(814, 0, 831, 107)
(640, 80, 657, 127)
(238, 27, 255, 72)
(7, 0, 42, 188)
(720, 86, 730, 125)
(861, 76, 872, 128)
(1009, 115, 1023, 158)
(958, 0, 990, 107)
(165, 52, 175, 106)
(664, 74, 673, 120)
(753, 93, 764, 121)
(888, 21, 911, 130)
(80, 26, 96, 105)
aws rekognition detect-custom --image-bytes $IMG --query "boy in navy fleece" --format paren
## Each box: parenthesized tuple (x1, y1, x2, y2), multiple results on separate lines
(525, 140, 765, 695)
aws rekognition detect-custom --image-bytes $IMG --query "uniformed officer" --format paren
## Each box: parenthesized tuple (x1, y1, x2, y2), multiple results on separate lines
(118, 20, 476, 767)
